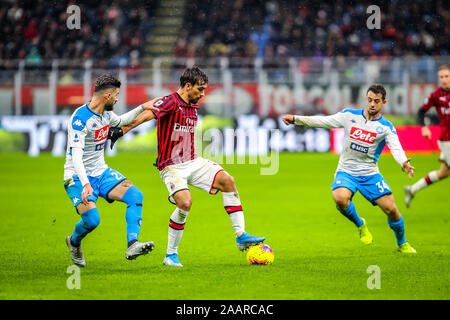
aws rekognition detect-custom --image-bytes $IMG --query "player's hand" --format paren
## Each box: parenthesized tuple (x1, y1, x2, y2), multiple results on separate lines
(403, 158, 415, 180)
(421, 126, 431, 139)
(142, 97, 162, 113)
(81, 183, 93, 205)
(107, 126, 123, 149)
(282, 115, 295, 125)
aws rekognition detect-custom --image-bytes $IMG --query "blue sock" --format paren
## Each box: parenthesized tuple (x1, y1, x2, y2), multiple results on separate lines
(337, 202, 364, 228)
(121, 186, 144, 247)
(388, 217, 406, 246)
(71, 207, 100, 246)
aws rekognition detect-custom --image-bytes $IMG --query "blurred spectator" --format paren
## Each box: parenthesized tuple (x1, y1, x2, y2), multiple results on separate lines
(0, 0, 159, 67)
(181, 0, 450, 60)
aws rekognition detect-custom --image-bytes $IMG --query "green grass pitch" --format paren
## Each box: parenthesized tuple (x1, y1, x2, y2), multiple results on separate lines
(0, 152, 448, 300)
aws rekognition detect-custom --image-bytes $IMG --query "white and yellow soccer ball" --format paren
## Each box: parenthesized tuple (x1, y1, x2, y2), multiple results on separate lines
(246, 243, 274, 265)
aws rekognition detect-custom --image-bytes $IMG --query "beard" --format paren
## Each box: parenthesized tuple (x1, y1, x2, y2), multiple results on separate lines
(104, 102, 114, 111)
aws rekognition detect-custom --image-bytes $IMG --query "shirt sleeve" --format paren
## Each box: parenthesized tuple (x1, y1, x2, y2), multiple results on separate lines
(385, 127, 408, 168)
(71, 147, 89, 186)
(294, 111, 345, 128)
(420, 91, 437, 111)
(151, 97, 176, 118)
(109, 105, 144, 127)
(67, 116, 87, 150)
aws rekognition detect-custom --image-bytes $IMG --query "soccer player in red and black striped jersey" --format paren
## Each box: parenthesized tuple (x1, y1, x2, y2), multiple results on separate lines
(110, 67, 265, 266)
(404, 65, 450, 207)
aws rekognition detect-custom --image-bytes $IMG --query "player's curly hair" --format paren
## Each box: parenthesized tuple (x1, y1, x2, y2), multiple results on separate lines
(94, 74, 121, 93)
(180, 66, 208, 87)
(367, 84, 386, 100)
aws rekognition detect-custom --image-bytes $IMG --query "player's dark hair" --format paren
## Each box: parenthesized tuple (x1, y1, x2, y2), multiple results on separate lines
(180, 66, 208, 87)
(94, 74, 121, 93)
(367, 84, 386, 100)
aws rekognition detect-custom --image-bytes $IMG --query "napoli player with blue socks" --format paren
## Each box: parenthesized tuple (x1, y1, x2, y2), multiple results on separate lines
(63, 74, 161, 267)
(283, 84, 416, 253)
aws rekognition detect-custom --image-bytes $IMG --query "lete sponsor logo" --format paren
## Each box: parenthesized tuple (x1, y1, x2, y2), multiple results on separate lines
(95, 125, 110, 142)
(349, 127, 377, 144)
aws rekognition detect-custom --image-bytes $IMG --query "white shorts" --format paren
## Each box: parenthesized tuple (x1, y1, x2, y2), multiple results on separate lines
(160, 157, 225, 204)
(438, 140, 450, 166)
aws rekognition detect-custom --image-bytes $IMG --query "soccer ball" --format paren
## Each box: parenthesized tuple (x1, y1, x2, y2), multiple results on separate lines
(246, 243, 274, 265)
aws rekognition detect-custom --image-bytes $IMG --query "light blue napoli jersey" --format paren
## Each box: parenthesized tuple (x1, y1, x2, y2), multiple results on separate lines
(294, 108, 408, 176)
(63, 103, 122, 180)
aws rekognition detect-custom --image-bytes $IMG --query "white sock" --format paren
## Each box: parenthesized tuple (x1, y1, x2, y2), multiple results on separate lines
(167, 207, 189, 255)
(223, 191, 245, 237)
(411, 170, 439, 194)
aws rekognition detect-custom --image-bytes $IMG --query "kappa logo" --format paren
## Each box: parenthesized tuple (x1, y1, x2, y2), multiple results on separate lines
(73, 119, 83, 127)
(73, 197, 79, 204)
(349, 127, 377, 144)
(95, 124, 110, 142)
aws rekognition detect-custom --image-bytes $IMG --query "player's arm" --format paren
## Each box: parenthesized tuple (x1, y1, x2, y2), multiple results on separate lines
(385, 128, 415, 179)
(67, 119, 92, 204)
(282, 112, 344, 128)
(71, 147, 93, 205)
(417, 93, 436, 139)
(107, 98, 162, 148)
(109, 97, 162, 128)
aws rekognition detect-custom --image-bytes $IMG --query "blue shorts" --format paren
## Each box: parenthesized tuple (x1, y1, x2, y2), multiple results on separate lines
(331, 171, 392, 206)
(64, 167, 127, 208)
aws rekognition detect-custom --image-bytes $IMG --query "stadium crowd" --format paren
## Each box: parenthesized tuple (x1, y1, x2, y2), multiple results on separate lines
(0, 0, 448, 71)
(179, 0, 449, 60)
(0, 0, 159, 69)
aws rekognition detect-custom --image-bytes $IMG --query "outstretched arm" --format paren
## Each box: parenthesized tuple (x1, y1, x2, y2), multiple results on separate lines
(282, 113, 344, 128)
(122, 109, 157, 134)
(107, 98, 161, 149)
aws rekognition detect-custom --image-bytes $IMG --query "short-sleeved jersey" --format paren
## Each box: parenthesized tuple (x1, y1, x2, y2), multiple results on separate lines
(421, 87, 450, 141)
(152, 92, 199, 171)
(295, 108, 408, 176)
(63, 103, 122, 180)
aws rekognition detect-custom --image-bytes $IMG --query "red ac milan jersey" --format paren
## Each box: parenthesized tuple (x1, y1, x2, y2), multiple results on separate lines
(421, 87, 450, 141)
(152, 92, 199, 170)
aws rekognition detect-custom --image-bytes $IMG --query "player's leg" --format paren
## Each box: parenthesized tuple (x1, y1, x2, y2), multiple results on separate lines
(405, 161, 450, 207)
(63, 177, 101, 267)
(106, 176, 155, 260)
(212, 170, 265, 251)
(160, 164, 191, 267)
(375, 194, 416, 253)
(164, 189, 192, 267)
(71, 202, 101, 246)
(332, 186, 372, 244)
(332, 187, 364, 228)
(405, 141, 450, 207)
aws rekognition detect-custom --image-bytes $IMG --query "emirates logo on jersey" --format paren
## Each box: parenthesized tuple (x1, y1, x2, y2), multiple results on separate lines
(349, 127, 377, 144)
(95, 124, 110, 142)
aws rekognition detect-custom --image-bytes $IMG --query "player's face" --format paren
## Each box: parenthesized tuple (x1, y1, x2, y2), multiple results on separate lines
(366, 91, 386, 117)
(186, 82, 207, 103)
(438, 69, 450, 90)
(104, 88, 119, 111)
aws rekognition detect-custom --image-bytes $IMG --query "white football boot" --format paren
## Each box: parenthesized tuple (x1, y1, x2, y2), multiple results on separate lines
(66, 235, 86, 267)
(404, 185, 414, 208)
(126, 241, 155, 260)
